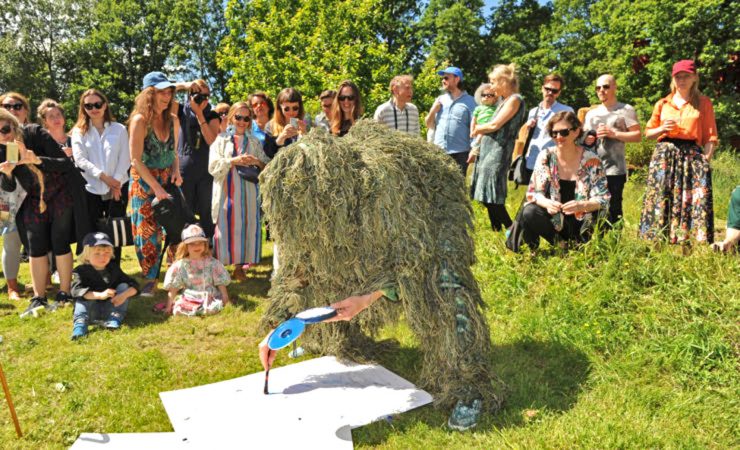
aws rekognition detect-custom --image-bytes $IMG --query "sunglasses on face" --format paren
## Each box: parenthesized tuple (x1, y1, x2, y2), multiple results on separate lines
(543, 86, 561, 94)
(550, 128, 574, 138)
(2, 103, 24, 111)
(218, 112, 227, 117)
(481, 93, 496, 98)
(282, 105, 300, 112)
(338, 95, 355, 102)
(233, 114, 251, 123)
(251, 101, 266, 108)
(595, 84, 610, 91)
(84, 101, 105, 111)
(321, 103, 332, 109)
(0, 125, 12, 135)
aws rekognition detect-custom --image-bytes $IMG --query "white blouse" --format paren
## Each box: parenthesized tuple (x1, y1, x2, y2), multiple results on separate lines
(71, 122, 130, 195)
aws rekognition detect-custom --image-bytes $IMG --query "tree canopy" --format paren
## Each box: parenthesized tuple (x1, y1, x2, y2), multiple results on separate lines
(0, 0, 736, 142)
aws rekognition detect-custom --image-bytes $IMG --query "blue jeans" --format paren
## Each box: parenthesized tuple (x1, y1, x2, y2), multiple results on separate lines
(73, 283, 130, 326)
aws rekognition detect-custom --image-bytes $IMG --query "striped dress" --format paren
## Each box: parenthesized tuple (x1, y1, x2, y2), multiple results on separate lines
(209, 133, 270, 266)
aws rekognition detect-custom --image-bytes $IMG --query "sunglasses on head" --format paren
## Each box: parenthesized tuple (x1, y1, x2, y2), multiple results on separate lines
(595, 84, 610, 91)
(0, 125, 12, 135)
(282, 105, 300, 112)
(2, 103, 24, 111)
(83, 101, 105, 111)
(549, 127, 574, 138)
(233, 114, 251, 123)
(338, 95, 355, 102)
(543, 86, 561, 94)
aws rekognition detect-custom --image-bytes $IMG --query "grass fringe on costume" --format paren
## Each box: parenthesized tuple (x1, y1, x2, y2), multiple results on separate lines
(259, 120, 502, 411)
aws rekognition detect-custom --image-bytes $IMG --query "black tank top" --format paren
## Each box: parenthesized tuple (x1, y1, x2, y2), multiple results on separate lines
(560, 179, 576, 203)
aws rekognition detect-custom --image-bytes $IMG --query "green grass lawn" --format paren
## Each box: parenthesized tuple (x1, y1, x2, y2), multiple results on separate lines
(0, 152, 738, 449)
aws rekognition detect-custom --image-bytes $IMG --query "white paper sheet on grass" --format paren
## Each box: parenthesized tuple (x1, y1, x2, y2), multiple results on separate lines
(159, 356, 433, 449)
(70, 432, 186, 449)
(71, 356, 432, 449)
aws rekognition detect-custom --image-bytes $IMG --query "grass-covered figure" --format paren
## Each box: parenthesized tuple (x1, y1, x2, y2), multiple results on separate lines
(257, 120, 501, 430)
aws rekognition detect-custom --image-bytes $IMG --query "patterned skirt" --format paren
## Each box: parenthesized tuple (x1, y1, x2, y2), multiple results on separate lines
(639, 139, 713, 243)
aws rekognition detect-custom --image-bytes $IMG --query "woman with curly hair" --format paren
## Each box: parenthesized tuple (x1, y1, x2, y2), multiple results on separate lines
(128, 72, 183, 296)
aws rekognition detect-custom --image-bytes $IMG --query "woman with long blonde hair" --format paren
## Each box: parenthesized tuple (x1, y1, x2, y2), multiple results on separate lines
(128, 71, 183, 296)
(639, 60, 718, 244)
(0, 92, 91, 315)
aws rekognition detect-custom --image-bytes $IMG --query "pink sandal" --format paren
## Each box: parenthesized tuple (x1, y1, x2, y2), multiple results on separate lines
(152, 302, 167, 313)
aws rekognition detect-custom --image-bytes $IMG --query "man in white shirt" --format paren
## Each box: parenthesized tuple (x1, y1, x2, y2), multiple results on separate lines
(524, 73, 574, 173)
(583, 74, 641, 225)
(373, 75, 420, 136)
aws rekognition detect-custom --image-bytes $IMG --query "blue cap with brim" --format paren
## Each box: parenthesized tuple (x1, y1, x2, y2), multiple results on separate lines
(142, 71, 176, 90)
(437, 66, 464, 82)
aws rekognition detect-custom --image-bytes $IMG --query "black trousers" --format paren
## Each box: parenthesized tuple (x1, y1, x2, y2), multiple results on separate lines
(520, 203, 590, 250)
(606, 174, 627, 225)
(449, 152, 470, 179)
(484, 203, 512, 231)
(87, 185, 129, 263)
(180, 173, 214, 239)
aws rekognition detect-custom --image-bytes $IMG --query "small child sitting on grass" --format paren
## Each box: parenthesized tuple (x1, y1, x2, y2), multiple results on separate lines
(163, 224, 231, 315)
(71, 232, 139, 340)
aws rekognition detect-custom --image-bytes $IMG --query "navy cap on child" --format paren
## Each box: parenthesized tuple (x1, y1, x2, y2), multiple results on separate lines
(83, 232, 113, 247)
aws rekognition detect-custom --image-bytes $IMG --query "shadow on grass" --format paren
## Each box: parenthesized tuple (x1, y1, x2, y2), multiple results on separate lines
(353, 338, 591, 445)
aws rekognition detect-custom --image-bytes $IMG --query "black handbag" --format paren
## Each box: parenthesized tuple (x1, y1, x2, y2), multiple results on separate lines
(236, 165, 261, 183)
(96, 201, 134, 247)
(509, 155, 530, 188)
(152, 184, 196, 245)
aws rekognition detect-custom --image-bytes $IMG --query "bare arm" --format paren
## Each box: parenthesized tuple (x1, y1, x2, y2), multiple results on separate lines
(475, 97, 521, 134)
(425, 100, 441, 130)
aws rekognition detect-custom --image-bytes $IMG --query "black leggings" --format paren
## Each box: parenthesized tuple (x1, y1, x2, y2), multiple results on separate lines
(180, 173, 214, 239)
(484, 203, 512, 231)
(520, 203, 590, 250)
(25, 207, 74, 257)
(449, 152, 470, 179)
(606, 174, 627, 225)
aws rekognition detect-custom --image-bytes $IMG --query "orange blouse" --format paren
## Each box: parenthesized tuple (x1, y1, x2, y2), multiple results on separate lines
(646, 94, 718, 146)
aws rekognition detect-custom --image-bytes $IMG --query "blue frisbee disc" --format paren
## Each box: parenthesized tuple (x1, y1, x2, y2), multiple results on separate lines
(295, 306, 338, 324)
(267, 318, 306, 350)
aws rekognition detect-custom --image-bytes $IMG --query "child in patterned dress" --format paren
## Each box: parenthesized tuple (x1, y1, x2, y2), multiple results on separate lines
(163, 224, 231, 315)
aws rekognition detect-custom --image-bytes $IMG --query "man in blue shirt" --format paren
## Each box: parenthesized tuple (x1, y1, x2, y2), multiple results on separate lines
(425, 67, 478, 177)
(524, 73, 574, 173)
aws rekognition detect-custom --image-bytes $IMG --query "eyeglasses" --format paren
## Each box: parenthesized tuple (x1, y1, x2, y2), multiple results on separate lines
(549, 128, 574, 138)
(251, 101, 267, 108)
(233, 114, 251, 123)
(282, 105, 300, 112)
(0, 125, 12, 135)
(338, 95, 355, 102)
(543, 87, 561, 94)
(595, 84, 610, 91)
(481, 93, 496, 98)
(83, 101, 105, 110)
(2, 103, 24, 111)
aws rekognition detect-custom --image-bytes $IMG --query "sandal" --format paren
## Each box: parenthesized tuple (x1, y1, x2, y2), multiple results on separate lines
(8, 289, 22, 301)
(152, 302, 167, 313)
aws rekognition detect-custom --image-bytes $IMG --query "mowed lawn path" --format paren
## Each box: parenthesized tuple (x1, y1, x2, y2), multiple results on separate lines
(0, 153, 738, 449)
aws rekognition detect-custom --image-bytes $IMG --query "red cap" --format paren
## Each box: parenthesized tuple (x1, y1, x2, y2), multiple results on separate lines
(672, 60, 696, 76)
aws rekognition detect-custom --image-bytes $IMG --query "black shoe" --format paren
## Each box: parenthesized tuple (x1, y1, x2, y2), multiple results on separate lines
(20, 296, 52, 318)
(55, 291, 73, 307)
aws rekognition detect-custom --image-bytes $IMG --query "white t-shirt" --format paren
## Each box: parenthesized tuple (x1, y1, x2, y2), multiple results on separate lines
(583, 103, 639, 176)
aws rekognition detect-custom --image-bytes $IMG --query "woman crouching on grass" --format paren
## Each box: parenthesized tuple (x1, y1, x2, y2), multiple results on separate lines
(71, 232, 139, 340)
(163, 224, 231, 315)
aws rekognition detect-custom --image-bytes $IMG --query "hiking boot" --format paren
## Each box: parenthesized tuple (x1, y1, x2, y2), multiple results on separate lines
(104, 317, 121, 330)
(20, 297, 50, 318)
(447, 398, 482, 431)
(71, 323, 88, 340)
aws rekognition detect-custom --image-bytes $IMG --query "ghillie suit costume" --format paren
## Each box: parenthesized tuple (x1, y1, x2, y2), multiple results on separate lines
(259, 120, 501, 415)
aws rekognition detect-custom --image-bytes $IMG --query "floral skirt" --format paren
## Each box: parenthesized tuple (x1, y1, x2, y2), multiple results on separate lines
(639, 139, 713, 243)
